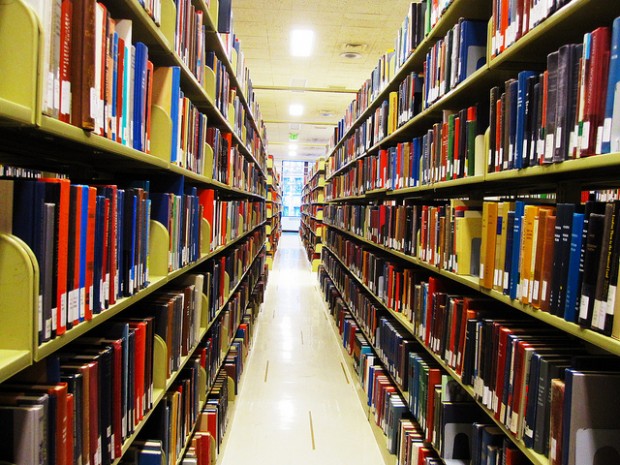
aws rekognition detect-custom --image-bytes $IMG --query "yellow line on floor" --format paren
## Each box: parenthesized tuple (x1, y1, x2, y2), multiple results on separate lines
(340, 362, 350, 384)
(308, 411, 316, 450)
(264, 361, 269, 383)
(300, 330, 304, 345)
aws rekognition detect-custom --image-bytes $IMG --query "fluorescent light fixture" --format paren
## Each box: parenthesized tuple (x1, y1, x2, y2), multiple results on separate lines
(289, 104, 304, 116)
(290, 29, 314, 57)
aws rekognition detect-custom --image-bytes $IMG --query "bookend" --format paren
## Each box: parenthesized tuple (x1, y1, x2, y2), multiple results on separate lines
(150, 104, 173, 163)
(159, 0, 177, 52)
(203, 65, 217, 105)
(201, 218, 211, 256)
(0, 0, 42, 126)
(202, 143, 214, 180)
(0, 234, 36, 382)
(149, 219, 170, 278)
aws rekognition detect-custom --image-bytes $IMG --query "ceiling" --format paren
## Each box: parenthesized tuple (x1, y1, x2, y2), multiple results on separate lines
(230, 0, 414, 161)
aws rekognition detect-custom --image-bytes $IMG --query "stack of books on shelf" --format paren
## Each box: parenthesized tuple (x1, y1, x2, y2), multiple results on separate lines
(266, 155, 282, 270)
(320, 1, 620, 465)
(0, 0, 273, 463)
(300, 158, 326, 271)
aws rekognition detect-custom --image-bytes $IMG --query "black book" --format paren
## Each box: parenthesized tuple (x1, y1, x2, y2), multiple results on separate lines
(535, 72, 546, 166)
(578, 212, 606, 327)
(488, 86, 500, 173)
(591, 202, 620, 333)
(553, 44, 579, 162)
(523, 75, 539, 168)
(557, 204, 577, 315)
(506, 79, 518, 170)
(544, 51, 559, 163)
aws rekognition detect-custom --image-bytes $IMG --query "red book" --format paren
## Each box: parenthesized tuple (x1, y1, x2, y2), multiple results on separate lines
(580, 27, 611, 157)
(379, 149, 388, 189)
(108, 188, 117, 306)
(198, 189, 216, 248)
(66, 392, 74, 465)
(424, 276, 443, 346)
(129, 321, 146, 422)
(500, 0, 508, 53)
(441, 121, 449, 181)
(495, 99, 502, 171)
(40, 178, 70, 335)
(85, 187, 97, 320)
(425, 367, 442, 442)
(71, 0, 95, 130)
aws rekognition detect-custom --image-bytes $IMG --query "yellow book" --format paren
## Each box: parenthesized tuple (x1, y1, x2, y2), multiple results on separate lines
(493, 201, 515, 292)
(480, 201, 498, 289)
(519, 205, 539, 304)
(455, 213, 482, 276)
(388, 91, 398, 135)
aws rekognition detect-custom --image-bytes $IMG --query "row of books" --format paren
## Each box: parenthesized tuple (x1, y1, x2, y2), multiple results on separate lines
(197, 190, 265, 252)
(0, 234, 266, 465)
(300, 204, 323, 219)
(203, 229, 266, 321)
(323, 237, 620, 465)
(329, 0, 458, 149)
(423, 19, 487, 107)
(22, 1, 268, 174)
(327, 22, 487, 185)
(208, 127, 265, 195)
(174, 0, 207, 86)
(320, 263, 530, 465)
(4, 178, 151, 343)
(489, 18, 620, 172)
(491, 0, 574, 58)
(324, 195, 620, 339)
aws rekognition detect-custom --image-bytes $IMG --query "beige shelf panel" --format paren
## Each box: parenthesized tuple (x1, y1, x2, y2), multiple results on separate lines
(0, 0, 42, 126)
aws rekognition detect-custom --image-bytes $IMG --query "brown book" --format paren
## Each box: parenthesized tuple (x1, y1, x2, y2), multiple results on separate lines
(549, 378, 565, 465)
(480, 201, 499, 289)
(539, 215, 557, 311)
(532, 208, 554, 308)
(71, 0, 95, 130)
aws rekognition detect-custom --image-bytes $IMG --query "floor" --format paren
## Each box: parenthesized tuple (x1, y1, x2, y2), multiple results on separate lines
(218, 232, 385, 465)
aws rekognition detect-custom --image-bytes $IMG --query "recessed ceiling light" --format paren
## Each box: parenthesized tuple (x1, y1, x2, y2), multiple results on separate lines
(340, 51, 362, 59)
(289, 104, 303, 116)
(289, 143, 298, 151)
(290, 29, 314, 57)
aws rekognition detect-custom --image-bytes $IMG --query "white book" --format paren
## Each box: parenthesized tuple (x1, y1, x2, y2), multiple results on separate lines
(0, 404, 45, 465)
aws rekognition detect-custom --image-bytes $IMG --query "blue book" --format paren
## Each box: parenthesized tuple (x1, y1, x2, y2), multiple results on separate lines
(515, 71, 537, 168)
(149, 193, 171, 230)
(116, 190, 124, 298)
(507, 79, 518, 169)
(132, 42, 149, 151)
(458, 20, 487, 84)
(503, 211, 515, 294)
(79, 186, 89, 321)
(603, 17, 620, 153)
(169, 67, 181, 164)
(93, 196, 105, 314)
(412, 137, 421, 186)
(563, 213, 585, 323)
(509, 201, 526, 300)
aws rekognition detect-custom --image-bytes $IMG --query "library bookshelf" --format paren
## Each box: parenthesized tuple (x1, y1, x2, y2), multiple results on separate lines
(301, 157, 326, 271)
(321, 0, 620, 464)
(0, 0, 271, 463)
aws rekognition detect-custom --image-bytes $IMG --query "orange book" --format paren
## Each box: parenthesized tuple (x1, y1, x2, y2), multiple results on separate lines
(480, 201, 499, 289)
(531, 208, 549, 308)
(519, 205, 539, 303)
(539, 214, 557, 312)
